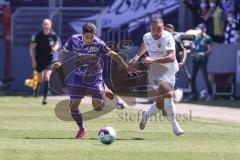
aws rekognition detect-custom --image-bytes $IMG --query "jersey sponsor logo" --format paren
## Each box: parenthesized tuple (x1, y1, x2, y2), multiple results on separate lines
(158, 43, 161, 48)
(89, 45, 98, 52)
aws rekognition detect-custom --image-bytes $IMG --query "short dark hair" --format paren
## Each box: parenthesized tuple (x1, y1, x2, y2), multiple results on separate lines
(150, 15, 163, 25)
(165, 24, 175, 31)
(82, 22, 96, 34)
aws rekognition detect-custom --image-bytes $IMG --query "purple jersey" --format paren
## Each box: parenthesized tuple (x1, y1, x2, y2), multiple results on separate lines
(64, 34, 110, 84)
(63, 34, 109, 99)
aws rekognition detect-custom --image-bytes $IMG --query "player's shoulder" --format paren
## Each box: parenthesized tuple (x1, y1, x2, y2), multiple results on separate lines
(204, 34, 212, 41)
(34, 31, 43, 37)
(93, 37, 106, 45)
(143, 32, 153, 42)
(71, 34, 82, 39)
(50, 31, 57, 36)
(143, 32, 152, 39)
(31, 31, 42, 42)
(69, 34, 83, 42)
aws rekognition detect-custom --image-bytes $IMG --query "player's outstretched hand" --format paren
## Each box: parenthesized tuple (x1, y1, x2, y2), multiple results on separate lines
(53, 61, 62, 68)
(128, 59, 137, 66)
(142, 56, 153, 64)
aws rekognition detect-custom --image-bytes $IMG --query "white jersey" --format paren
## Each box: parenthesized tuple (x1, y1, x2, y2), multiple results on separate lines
(143, 30, 179, 88)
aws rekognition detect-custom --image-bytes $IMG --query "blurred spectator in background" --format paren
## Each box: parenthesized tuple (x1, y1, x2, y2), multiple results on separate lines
(183, 0, 210, 27)
(165, 24, 187, 68)
(224, 12, 240, 44)
(187, 23, 213, 101)
(235, 0, 240, 22)
(204, 0, 224, 43)
(220, 0, 236, 22)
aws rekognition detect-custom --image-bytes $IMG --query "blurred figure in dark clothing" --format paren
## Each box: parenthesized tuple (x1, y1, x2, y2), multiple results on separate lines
(187, 23, 213, 101)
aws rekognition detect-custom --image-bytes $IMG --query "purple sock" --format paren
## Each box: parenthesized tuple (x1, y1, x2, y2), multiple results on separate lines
(71, 108, 84, 130)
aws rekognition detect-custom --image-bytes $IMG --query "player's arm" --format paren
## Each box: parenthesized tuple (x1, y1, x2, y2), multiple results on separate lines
(206, 43, 212, 54)
(51, 40, 59, 53)
(53, 36, 72, 68)
(53, 49, 68, 68)
(150, 50, 176, 64)
(129, 43, 146, 65)
(52, 35, 59, 53)
(108, 50, 138, 73)
(29, 42, 37, 68)
(178, 42, 187, 68)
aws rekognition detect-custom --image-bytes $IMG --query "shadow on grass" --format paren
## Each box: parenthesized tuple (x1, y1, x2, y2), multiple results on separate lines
(23, 137, 76, 140)
(21, 137, 147, 141)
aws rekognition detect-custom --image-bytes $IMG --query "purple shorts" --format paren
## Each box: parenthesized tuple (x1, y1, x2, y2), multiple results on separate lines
(68, 74, 105, 100)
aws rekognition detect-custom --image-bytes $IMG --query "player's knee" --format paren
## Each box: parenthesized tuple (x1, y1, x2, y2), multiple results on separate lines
(164, 98, 174, 108)
(156, 91, 173, 109)
(93, 104, 104, 111)
(163, 92, 174, 98)
(92, 100, 104, 111)
(69, 100, 80, 112)
(156, 95, 164, 110)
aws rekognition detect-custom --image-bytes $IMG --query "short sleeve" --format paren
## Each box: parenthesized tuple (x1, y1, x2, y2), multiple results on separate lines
(31, 34, 37, 43)
(165, 35, 175, 51)
(63, 37, 73, 52)
(143, 34, 148, 46)
(53, 33, 58, 42)
(100, 40, 111, 55)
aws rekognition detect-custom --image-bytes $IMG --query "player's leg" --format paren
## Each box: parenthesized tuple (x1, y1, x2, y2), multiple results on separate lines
(200, 61, 213, 100)
(33, 62, 43, 97)
(69, 98, 86, 139)
(91, 82, 105, 111)
(140, 81, 168, 130)
(189, 61, 200, 100)
(155, 81, 184, 135)
(42, 69, 52, 105)
(140, 82, 160, 130)
(92, 98, 104, 111)
(104, 83, 114, 100)
(162, 90, 184, 136)
(103, 82, 127, 109)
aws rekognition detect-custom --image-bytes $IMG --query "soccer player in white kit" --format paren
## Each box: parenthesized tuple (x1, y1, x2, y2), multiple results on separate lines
(129, 16, 184, 136)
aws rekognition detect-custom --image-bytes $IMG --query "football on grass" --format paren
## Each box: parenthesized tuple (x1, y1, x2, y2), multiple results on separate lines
(98, 126, 117, 145)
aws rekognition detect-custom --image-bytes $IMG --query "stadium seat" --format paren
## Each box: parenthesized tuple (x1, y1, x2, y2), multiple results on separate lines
(210, 73, 235, 99)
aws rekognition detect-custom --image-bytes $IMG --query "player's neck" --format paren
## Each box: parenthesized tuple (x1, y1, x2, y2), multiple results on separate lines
(43, 30, 51, 35)
(152, 34, 162, 40)
(151, 31, 163, 40)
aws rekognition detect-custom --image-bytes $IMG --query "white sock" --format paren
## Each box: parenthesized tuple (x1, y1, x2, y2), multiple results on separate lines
(144, 102, 159, 117)
(163, 98, 179, 127)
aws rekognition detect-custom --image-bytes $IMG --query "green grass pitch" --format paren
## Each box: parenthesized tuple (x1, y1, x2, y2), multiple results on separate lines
(0, 96, 240, 160)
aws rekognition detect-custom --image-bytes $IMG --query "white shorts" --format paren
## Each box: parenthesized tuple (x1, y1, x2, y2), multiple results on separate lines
(148, 72, 176, 90)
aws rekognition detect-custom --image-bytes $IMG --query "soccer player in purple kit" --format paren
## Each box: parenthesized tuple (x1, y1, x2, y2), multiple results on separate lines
(53, 22, 137, 139)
